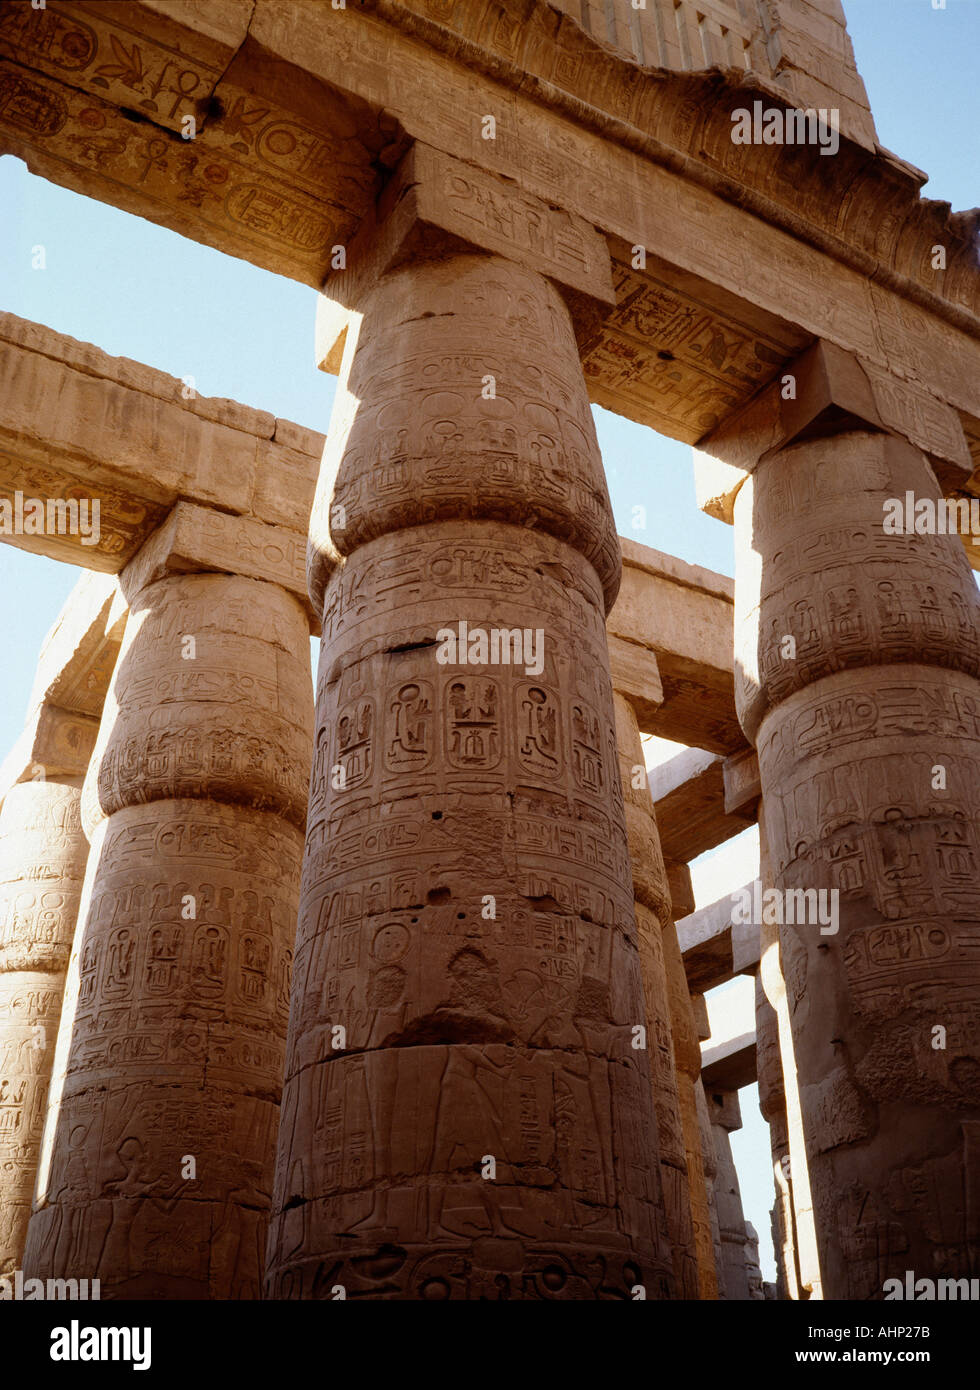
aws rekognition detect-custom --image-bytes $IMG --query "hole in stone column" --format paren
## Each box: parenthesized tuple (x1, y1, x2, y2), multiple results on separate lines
(457, 912, 466, 920)
(431, 811, 443, 821)
(427, 885, 450, 903)
(657, 350, 675, 361)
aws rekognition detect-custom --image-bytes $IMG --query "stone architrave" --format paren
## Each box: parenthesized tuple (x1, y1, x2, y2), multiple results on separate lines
(612, 684, 699, 1298)
(729, 346, 980, 1298)
(21, 507, 314, 1299)
(0, 776, 88, 1275)
(267, 161, 674, 1299)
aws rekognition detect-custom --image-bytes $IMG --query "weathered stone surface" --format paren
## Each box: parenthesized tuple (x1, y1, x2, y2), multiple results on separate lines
(701, 1030, 756, 1092)
(723, 747, 761, 818)
(757, 807, 822, 1300)
(738, 425, 980, 1299)
(757, 972, 800, 1301)
(677, 888, 760, 993)
(0, 312, 321, 575)
(707, 1088, 753, 1301)
(610, 541, 742, 753)
(0, 704, 98, 793)
(695, 1076, 725, 1300)
(613, 689, 698, 1298)
(661, 859, 719, 1299)
(271, 247, 673, 1299)
(695, 339, 980, 575)
(700, 985, 757, 1091)
(26, 572, 126, 722)
(120, 501, 314, 627)
(22, 536, 314, 1299)
(606, 636, 664, 733)
(3, 0, 978, 458)
(648, 747, 755, 862)
(0, 778, 87, 1274)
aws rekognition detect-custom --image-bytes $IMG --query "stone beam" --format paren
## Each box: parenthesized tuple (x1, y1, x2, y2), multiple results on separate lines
(26, 571, 126, 721)
(647, 747, 755, 862)
(0, 312, 322, 581)
(608, 540, 743, 754)
(701, 1030, 757, 1092)
(3, 2, 978, 456)
(677, 887, 761, 993)
(701, 980, 758, 1091)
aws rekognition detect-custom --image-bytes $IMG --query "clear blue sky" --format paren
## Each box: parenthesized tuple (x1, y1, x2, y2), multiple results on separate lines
(0, 0, 976, 1290)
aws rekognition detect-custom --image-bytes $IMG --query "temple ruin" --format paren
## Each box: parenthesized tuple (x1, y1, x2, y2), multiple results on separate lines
(0, 0, 978, 1300)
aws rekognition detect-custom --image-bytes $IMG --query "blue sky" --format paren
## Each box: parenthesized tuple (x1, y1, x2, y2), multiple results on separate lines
(0, 0, 976, 1288)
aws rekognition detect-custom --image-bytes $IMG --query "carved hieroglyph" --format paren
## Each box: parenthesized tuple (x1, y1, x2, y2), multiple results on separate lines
(756, 973, 799, 1301)
(735, 429, 980, 1300)
(268, 250, 674, 1299)
(0, 778, 87, 1274)
(612, 689, 698, 1298)
(22, 561, 313, 1298)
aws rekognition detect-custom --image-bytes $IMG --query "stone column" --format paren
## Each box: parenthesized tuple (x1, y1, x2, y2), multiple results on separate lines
(22, 504, 314, 1298)
(0, 699, 97, 1273)
(0, 577, 121, 1276)
(695, 1075, 725, 1295)
(663, 860, 719, 1299)
(611, 683, 698, 1297)
(708, 1088, 753, 1301)
(756, 974, 799, 1300)
(268, 155, 674, 1299)
(732, 348, 980, 1297)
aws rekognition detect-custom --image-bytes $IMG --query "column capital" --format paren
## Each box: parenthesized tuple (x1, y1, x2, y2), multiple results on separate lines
(695, 340, 974, 525)
(316, 142, 615, 375)
(121, 500, 315, 628)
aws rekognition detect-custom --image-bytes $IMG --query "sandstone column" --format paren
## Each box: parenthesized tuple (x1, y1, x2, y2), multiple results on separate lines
(22, 504, 313, 1298)
(0, 700, 97, 1273)
(707, 1088, 753, 1301)
(611, 681, 698, 1297)
(756, 974, 799, 1300)
(731, 347, 980, 1298)
(664, 861, 720, 1299)
(0, 577, 122, 1275)
(268, 150, 674, 1299)
(695, 1075, 725, 1294)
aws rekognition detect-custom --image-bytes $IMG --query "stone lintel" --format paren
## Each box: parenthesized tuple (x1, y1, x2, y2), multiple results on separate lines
(609, 539, 743, 755)
(695, 340, 975, 535)
(122, 501, 317, 629)
(648, 748, 756, 863)
(702, 1034, 757, 1093)
(0, 704, 99, 800)
(606, 634, 663, 729)
(316, 141, 615, 373)
(27, 572, 126, 721)
(0, 312, 322, 572)
(723, 747, 762, 818)
(677, 885, 761, 993)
